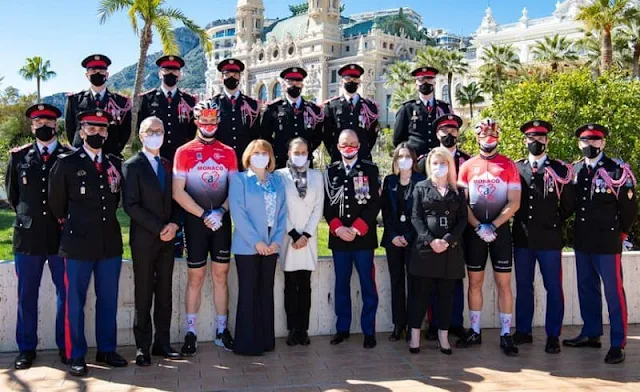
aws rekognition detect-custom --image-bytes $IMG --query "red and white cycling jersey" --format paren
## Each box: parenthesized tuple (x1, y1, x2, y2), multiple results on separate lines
(173, 139, 238, 210)
(458, 153, 521, 223)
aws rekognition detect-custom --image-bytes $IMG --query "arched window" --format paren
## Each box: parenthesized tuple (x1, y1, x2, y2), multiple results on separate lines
(272, 83, 282, 99)
(442, 84, 450, 104)
(258, 84, 267, 102)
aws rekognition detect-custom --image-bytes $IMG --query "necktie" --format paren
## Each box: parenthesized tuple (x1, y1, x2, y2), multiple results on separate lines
(345, 164, 351, 173)
(94, 93, 101, 107)
(532, 161, 538, 174)
(155, 156, 166, 191)
(349, 98, 354, 111)
(167, 91, 173, 104)
(293, 102, 300, 115)
(426, 102, 432, 112)
(94, 155, 102, 173)
(230, 96, 237, 106)
(42, 146, 50, 163)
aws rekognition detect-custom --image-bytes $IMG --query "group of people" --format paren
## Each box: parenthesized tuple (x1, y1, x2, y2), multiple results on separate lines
(5, 53, 636, 381)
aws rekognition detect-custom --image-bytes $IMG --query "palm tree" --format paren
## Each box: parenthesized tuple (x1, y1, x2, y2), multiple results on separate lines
(455, 82, 484, 119)
(479, 44, 520, 96)
(576, 29, 632, 74)
(576, 0, 630, 73)
(384, 60, 414, 89)
(531, 34, 579, 72)
(98, 0, 212, 138)
(415, 46, 446, 71)
(618, 12, 640, 78)
(390, 84, 417, 113)
(18, 57, 56, 102)
(439, 51, 468, 105)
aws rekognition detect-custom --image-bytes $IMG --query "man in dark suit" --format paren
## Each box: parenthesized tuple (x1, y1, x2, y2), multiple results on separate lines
(122, 116, 183, 366)
(65, 54, 132, 157)
(5, 104, 71, 369)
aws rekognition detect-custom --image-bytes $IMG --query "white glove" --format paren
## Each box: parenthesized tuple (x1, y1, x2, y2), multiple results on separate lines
(623, 240, 633, 251)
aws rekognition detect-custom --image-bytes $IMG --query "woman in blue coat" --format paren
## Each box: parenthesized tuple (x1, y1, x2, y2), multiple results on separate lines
(229, 139, 287, 356)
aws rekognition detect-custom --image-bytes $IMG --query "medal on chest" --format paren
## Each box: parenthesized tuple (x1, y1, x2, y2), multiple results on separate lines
(354, 172, 370, 205)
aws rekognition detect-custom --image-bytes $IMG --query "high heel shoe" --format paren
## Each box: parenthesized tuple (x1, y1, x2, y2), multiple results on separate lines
(437, 340, 452, 355)
(409, 346, 421, 354)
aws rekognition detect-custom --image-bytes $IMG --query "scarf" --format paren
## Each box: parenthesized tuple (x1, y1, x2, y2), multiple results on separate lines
(287, 160, 310, 199)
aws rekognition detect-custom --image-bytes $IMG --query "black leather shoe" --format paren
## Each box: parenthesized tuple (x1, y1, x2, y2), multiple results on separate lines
(58, 349, 69, 365)
(545, 337, 561, 354)
(363, 335, 377, 349)
(69, 358, 87, 377)
(500, 333, 519, 357)
(14, 351, 36, 370)
(513, 331, 533, 345)
(449, 325, 467, 339)
(135, 349, 151, 367)
(388, 325, 405, 341)
(286, 330, 298, 346)
(181, 332, 197, 356)
(409, 346, 421, 354)
(95, 351, 128, 367)
(604, 347, 625, 364)
(152, 345, 183, 359)
(456, 329, 482, 348)
(296, 330, 310, 346)
(562, 335, 602, 348)
(330, 332, 350, 345)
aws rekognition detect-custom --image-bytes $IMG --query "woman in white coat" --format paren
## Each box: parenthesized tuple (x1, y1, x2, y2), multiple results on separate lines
(276, 137, 325, 346)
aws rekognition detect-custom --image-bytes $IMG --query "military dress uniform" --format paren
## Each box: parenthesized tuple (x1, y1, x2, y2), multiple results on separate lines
(512, 121, 575, 353)
(137, 55, 197, 161)
(323, 64, 380, 162)
(49, 110, 126, 374)
(5, 104, 71, 368)
(324, 158, 381, 346)
(65, 55, 132, 157)
(564, 124, 637, 364)
(262, 67, 324, 169)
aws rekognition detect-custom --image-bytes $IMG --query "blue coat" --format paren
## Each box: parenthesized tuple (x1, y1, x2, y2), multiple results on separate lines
(229, 170, 287, 256)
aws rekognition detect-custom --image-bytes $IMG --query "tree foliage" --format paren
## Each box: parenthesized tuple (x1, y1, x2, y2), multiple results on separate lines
(18, 56, 56, 103)
(479, 44, 521, 97)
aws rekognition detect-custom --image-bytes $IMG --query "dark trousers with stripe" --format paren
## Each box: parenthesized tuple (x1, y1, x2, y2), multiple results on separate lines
(384, 246, 411, 328)
(429, 279, 464, 330)
(514, 248, 565, 337)
(284, 270, 312, 332)
(15, 253, 66, 352)
(575, 252, 628, 348)
(64, 256, 122, 360)
(333, 250, 378, 336)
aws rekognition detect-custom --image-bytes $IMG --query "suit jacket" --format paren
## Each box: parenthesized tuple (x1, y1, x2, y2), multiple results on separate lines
(380, 172, 426, 248)
(410, 180, 467, 279)
(122, 151, 182, 250)
(393, 98, 452, 157)
(323, 95, 379, 162)
(229, 170, 287, 256)
(5, 141, 72, 255)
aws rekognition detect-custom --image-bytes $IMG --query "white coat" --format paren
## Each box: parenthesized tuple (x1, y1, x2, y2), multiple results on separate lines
(276, 167, 325, 272)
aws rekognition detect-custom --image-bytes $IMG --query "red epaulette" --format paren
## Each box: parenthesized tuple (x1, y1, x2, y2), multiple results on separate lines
(9, 143, 31, 154)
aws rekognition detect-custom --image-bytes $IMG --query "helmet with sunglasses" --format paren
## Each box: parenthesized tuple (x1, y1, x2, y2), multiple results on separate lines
(193, 100, 220, 119)
(474, 118, 501, 134)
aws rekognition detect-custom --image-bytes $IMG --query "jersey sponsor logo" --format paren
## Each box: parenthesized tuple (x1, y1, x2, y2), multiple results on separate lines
(477, 183, 497, 199)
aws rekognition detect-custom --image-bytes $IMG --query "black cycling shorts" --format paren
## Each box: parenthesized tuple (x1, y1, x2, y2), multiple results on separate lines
(463, 224, 513, 273)
(184, 213, 232, 268)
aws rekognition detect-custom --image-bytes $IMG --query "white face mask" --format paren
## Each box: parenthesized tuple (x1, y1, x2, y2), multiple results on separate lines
(397, 157, 413, 171)
(250, 153, 270, 169)
(431, 163, 448, 178)
(143, 134, 164, 150)
(291, 154, 308, 167)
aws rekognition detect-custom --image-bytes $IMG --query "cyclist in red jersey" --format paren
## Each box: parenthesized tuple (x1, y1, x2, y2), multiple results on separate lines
(456, 118, 521, 356)
(172, 101, 238, 355)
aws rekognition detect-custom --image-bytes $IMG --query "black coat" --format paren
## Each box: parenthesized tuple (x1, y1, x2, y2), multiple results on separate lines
(122, 152, 182, 250)
(5, 142, 71, 255)
(208, 93, 261, 167)
(572, 155, 637, 254)
(513, 158, 575, 250)
(323, 159, 381, 251)
(261, 98, 324, 169)
(65, 89, 132, 157)
(323, 96, 379, 162)
(137, 88, 197, 161)
(380, 172, 426, 248)
(393, 98, 452, 157)
(410, 181, 467, 279)
(48, 148, 123, 260)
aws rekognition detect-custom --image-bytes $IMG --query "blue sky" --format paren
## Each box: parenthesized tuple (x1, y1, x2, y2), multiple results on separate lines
(2, 0, 560, 96)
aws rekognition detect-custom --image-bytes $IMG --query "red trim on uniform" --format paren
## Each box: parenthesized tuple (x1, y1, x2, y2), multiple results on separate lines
(329, 218, 343, 235)
(284, 72, 304, 80)
(159, 60, 182, 68)
(524, 126, 549, 135)
(63, 258, 72, 360)
(415, 70, 436, 77)
(615, 253, 628, 348)
(341, 69, 361, 77)
(221, 64, 241, 72)
(579, 130, 605, 138)
(352, 218, 369, 236)
(80, 115, 109, 124)
(437, 119, 459, 128)
(30, 109, 58, 119)
(85, 60, 108, 69)
(621, 232, 628, 241)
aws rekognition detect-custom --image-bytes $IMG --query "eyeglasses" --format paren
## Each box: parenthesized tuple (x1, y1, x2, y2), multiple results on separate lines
(143, 128, 164, 137)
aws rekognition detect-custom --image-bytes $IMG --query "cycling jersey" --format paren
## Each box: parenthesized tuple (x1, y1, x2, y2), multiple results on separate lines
(173, 138, 238, 210)
(458, 153, 520, 223)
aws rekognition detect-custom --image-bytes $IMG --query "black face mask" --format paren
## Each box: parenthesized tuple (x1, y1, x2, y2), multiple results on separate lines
(35, 125, 55, 142)
(89, 73, 107, 86)
(85, 134, 106, 149)
(527, 140, 546, 156)
(287, 86, 302, 98)
(223, 77, 239, 90)
(344, 81, 359, 94)
(581, 145, 601, 159)
(163, 74, 178, 87)
(419, 83, 434, 95)
(440, 134, 457, 148)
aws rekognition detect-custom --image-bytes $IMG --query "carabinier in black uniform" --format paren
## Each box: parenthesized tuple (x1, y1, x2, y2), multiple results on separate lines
(208, 58, 260, 167)
(323, 64, 379, 162)
(262, 67, 324, 169)
(562, 123, 637, 365)
(5, 104, 72, 370)
(65, 54, 132, 157)
(511, 120, 575, 354)
(137, 55, 197, 161)
(393, 66, 452, 168)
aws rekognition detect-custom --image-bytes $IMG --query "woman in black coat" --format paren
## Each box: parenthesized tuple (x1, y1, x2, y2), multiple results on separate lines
(380, 143, 425, 341)
(408, 147, 467, 355)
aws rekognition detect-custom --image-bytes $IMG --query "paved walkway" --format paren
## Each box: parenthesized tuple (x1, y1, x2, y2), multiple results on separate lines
(1, 326, 639, 392)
